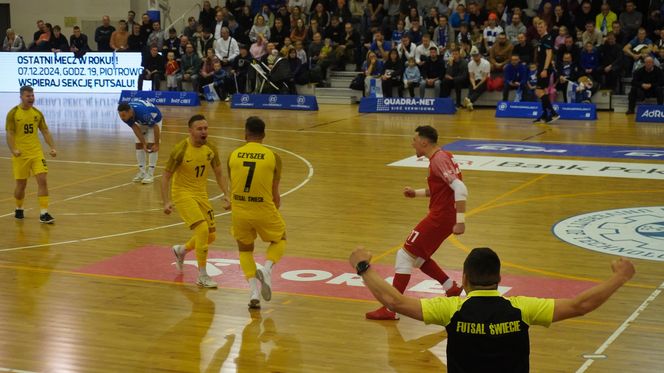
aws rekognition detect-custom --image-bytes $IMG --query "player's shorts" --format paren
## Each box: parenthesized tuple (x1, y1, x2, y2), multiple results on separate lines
(536, 68, 554, 89)
(137, 120, 163, 144)
(231, 208, 286, 244)
(12, 154, 47, 180)
(403, 214, 455, 259)
(174, 195, 215, 230)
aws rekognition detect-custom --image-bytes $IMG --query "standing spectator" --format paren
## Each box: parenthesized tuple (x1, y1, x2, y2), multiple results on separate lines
(626, 57, 664, 114)
(182, 17, 198, 39)
(180, 43, 202, 92)
(598, 32, 623, 93)
(165, 51, 181, 91)
(127, 24, 144, 52)
(214, 27, 240, 67)
(595, 3, 617, 36)
(464, 46, 490, 110)
(403, 57, 422, 97)
(147, 21, 166, 51)
(70, 26, 90, 54)
(199, 1, 216, 32)
(214, 10, 229, 40)
(434, 15, 454, 48)
(139, 14, 153, 42)
(581, 21, 603, 47)
(348, 0, 365, 25)
(285, 46, 307, 92)
(557, 52, 581, 102)
(196, 28, 215, 59)
(232, 45, 254, 93)
(419, 47, 445, 97)
(250, 15, 271, 43)
(139, 46, 165, 91)
(502, 55, 527, 101)
(127, 10, 138, 31)
(110, 20, 129, 52)
(3, 29, 26, 51)
(95, 16, 116, 52)
(489, 33, 513, 72)
(49, 25, 69, 52)
(580, 42, 601, 86)
(441, 48, 469, 104)
(505, 13, 526, 45)
(620, 1, 644, 41)
(381, 49, 404, 97)
(483, 13, 504, 52)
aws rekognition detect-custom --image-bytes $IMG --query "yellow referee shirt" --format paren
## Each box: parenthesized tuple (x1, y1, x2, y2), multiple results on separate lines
(165, 138, 221, 200)
(228, 142, 281, 215)
(5, 105, 47, 157)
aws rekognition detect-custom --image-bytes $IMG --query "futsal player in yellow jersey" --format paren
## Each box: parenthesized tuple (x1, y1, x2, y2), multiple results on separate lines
(228, 116, 286, 309)
(161, 114, 231, 288)
(5, 86, 57, 223)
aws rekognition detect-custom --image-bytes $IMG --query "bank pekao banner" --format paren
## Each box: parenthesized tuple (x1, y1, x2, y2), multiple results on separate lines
(359, 97, 456, 114)
(0, 52, 143, 93)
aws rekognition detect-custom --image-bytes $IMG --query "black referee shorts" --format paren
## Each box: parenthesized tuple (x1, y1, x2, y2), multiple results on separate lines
(536, 68, 554, 89)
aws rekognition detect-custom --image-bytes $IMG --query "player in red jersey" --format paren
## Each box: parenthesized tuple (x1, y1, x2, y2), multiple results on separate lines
(366, 125, 467, 320)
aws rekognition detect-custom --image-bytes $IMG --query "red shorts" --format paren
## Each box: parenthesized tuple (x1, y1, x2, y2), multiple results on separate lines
(403, 215, 454, 259)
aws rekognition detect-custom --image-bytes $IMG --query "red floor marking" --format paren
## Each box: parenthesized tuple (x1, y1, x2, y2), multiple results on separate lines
(76, 246, 596, 300)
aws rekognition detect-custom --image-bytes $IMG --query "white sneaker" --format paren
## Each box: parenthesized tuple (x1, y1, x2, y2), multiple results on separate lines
(249, 288, 261, 309)
(141, 173, 154, 184)
(464, 97, 473, 111)
(132, 171, 145, 182)
(196, 274, 218, 288)
(172, 245, 185, 271)
(256, 268, 272, 301)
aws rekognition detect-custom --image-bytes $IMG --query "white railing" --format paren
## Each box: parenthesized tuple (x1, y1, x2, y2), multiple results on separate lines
(165, 3, 202, 34)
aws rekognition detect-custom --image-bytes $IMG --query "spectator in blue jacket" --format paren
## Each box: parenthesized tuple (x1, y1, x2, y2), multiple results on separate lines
(580, 41, 601, 88)
(502, 55, 528, 101)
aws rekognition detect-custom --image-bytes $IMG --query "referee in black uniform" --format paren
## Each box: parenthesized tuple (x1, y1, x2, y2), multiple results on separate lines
(534, 20, 560, 124)
(350, 247, 635, 372)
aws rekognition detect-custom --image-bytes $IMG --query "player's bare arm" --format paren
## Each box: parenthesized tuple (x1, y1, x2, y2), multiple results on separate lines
(553, 258, 635, 322)
(40, 127, 57, 157)
(161, 169, 174, 214)
(212, 163, 231, 210)
(350, 247, 424, 321)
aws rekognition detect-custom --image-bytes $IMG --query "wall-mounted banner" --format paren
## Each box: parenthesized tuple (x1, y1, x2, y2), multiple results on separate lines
(231, 93, 319, 110)
(359, 97, 456, 114)
(636, 104, 664, 123)
(118, 90, 200, 106)
(0, 52, 143, 93)
(495, 101, 597, 120)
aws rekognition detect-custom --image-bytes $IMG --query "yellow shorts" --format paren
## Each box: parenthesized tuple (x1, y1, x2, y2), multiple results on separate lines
(174, 196, 215, 230)
(12, 155, 47, 180)
(232, 209, 286, 244)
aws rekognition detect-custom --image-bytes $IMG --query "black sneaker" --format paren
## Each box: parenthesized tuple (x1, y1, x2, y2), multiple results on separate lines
(546, 114, 560, 123)
(40, 212, 55, 224)
(532, 115, 545, 124)
(14, 209, 24, 220)
(625, 110, 635, 114)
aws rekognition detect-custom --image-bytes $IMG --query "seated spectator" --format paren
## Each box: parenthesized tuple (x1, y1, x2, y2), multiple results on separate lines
(95, 16, 115, 51)
(524, 62, 538, 101)
(632, 46, 660, 73)
(290, 18, 308, 45)
(557, 52, 581, 102)
(311, 3, 330, 28)
(177, 35, 190, 57)
(619, 1, 643, 41)
(163, 27, 180, 57)
(180, 43, 202, 92)
(229, 16, 249, 46)
(595, 3, 617, 36)
(407, 19, 424, 45)
(424, 7, 440, 36)
(419, 46, 445, 97)
(381, 49, 404, 97)
(110, 20, 129, 52)
(256, 4, 275, 27)
(403, 57, 421, 97)
(49, 25, 69, 52)
(250, 34, 268, 60)
(468, 2, 488, 29)
(139, 46, 165, 91)
(231, 44, 254, 93)
(441, 48, 469, 104)
(280, 37, 293, 56)
(294, 40, 308, 65)
(213, 10, 229, 40)
(450, 4, 470, 31)
(463, 46, 490, 110)
(626, 57, 664, 114)
(33, 23, 52, 51)
(308, 33, 334, 83)
(335, 22, 361, 70)
(556, 35, 581, 68)
(306, 19, 325, 45)
(147, 21, 166, 51)
(275, 6, 292, 32)
(325, 15, 344, 45)
(598, 32, 623, 93)
(512, 33, 533, 64)
(580, 42, 601, 86)
(196, 28, 214, 59)
(214, 27, 240, 68)
(270, 18, 290, 48)
(250, 15, 271, 43)
(289, 5, 307, 29)
(581, 21, 603, 47)
(198, 1, 216, 32)
(391, 19, 406, 46)
(470, 23, 484, 53)
(237, 6, 254, 34)
(165, 51, 180, 91)
(405, 7, 423, 31)
(506, 13, 526, 45)
(139, 13, 153, 41)
(483, 13, 504, 52)
(623, 28, 654, 66)
(415, 34, 438, 65)
(456, 22, 471, 46)
(182, 17, 198, 39)
(127, 24, 145, 53)
(396, 35, 417, 64)
(551, 4, 572, 36)
(370, 31, 392, 60)
(573, 1, 594, 35)
(555, 26, 569, 50)
(434, 15, 454, 49)
(489, 33, 513, 72)
(611, 21, 628, 46)
(362, 51, 384, 95)
(503, 55, 527, 101)
(212, 60, 231, 101)
(3, 28, 26, 51)
(32, 20, 46, 45)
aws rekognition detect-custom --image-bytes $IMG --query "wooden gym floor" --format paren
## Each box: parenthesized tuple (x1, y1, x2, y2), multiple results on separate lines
(0, 93, 662, 372)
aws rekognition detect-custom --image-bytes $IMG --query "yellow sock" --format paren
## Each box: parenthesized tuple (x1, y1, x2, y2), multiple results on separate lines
(16, 199, 24, 209)
(266, 240, 286, 264)
(38, 196, 48, 210)
(193, 223, 209, 270)
(239, 251, 257, 278)
(207, 231, 216, 244)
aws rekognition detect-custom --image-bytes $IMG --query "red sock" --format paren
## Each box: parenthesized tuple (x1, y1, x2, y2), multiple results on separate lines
(392, 273, 411, 294)
(420, 259, 450, 285)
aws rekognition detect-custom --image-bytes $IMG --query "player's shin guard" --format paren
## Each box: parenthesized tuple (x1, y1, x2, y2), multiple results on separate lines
(148, 152, 158, 175)
(266, 240, 286, 265)
(239, 251, 257, 279)
(393, 249, 415, 294)
(136, 149, 146, 172)
(193, 222, 209, 272)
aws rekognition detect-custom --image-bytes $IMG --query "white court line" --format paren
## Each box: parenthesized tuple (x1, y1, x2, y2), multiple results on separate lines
(0, 135, 314, 253)
(576, 280, 664, 373)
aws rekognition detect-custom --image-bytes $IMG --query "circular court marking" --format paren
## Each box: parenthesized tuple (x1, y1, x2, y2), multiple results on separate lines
(552, 206, 664, 262)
